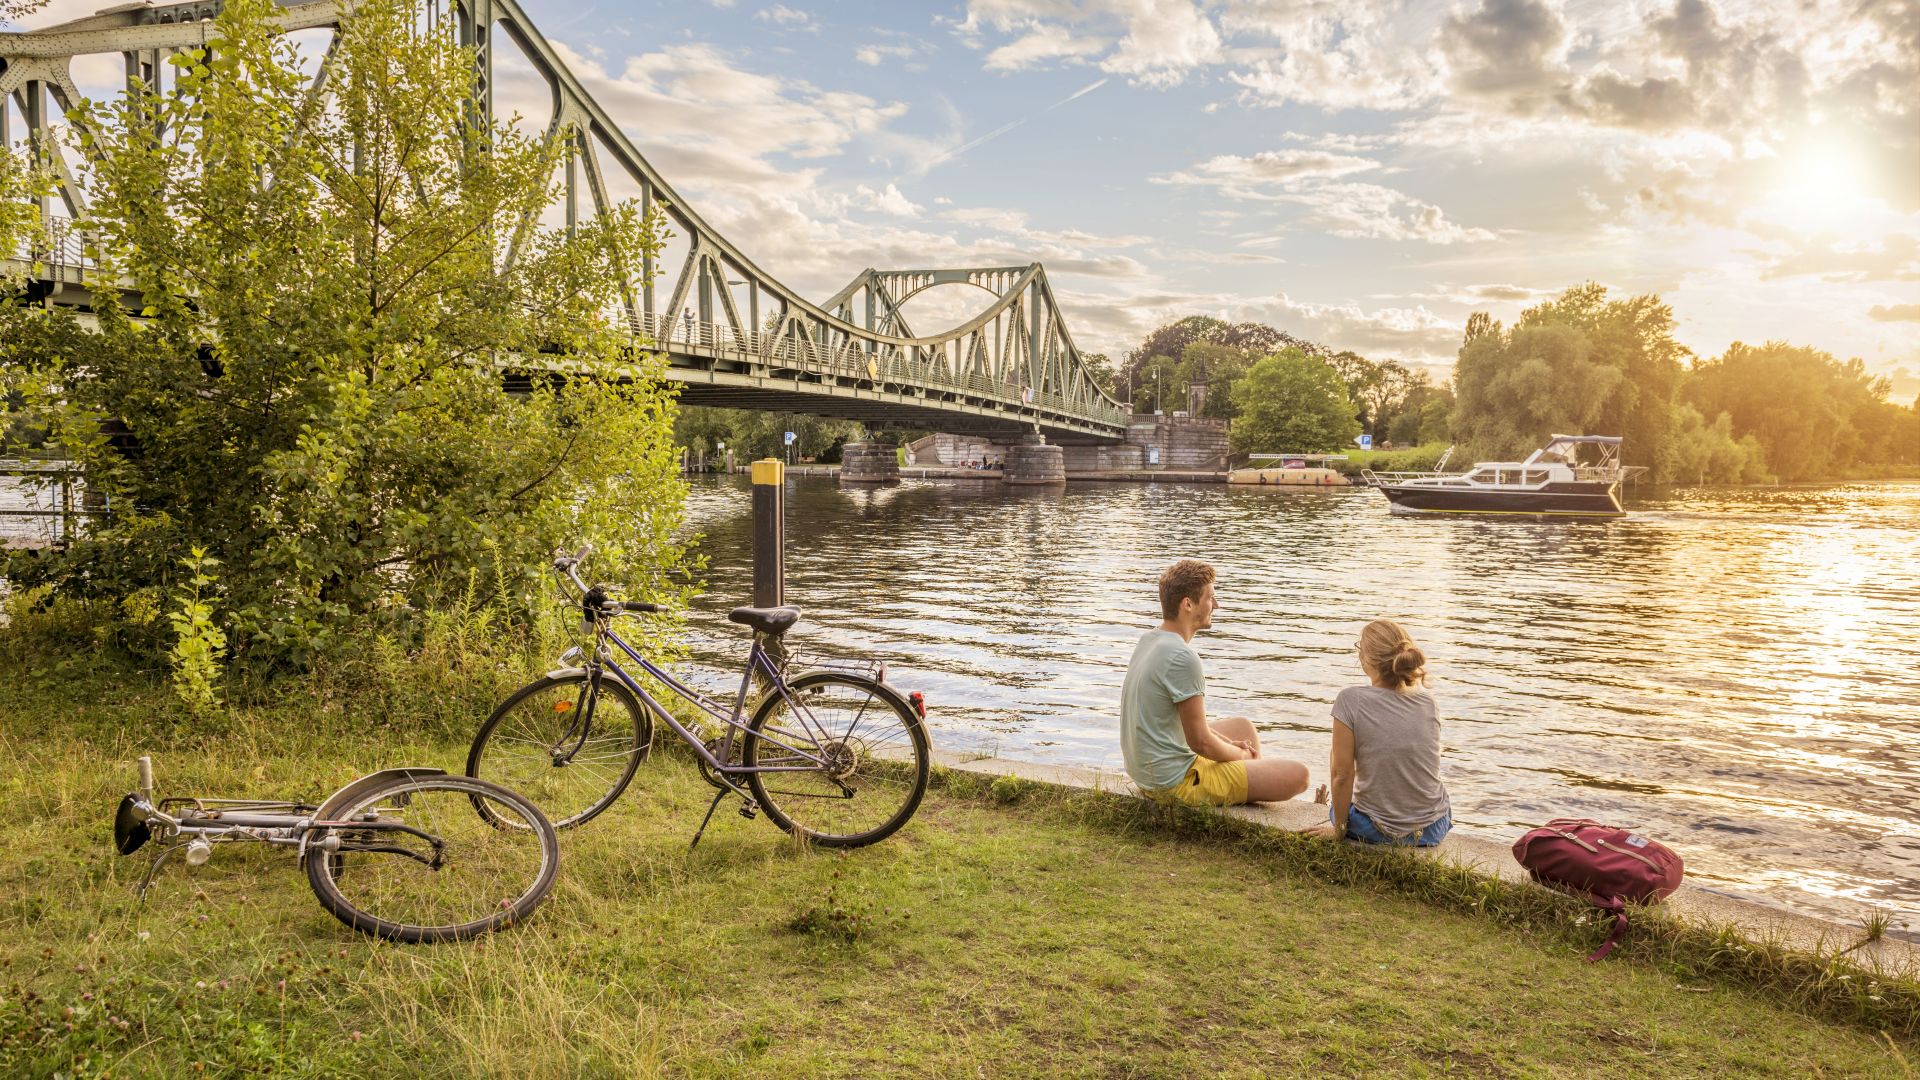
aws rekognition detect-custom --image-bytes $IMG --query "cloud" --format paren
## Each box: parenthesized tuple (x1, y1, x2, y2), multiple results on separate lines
(1869, 303, 1920, 322)
(1436, 0, 1570, 109)
(1222, 2, 1442, 112)
(1276, 182, 1497, 244)
(855, 43, 919, 66)
(1754, 232, 1920, 284)
(983, 21, 1109, 71)
(1097, 0, 1223, 88)
(755, 5, 811, 27)
(1155, 151, 1492, 245)
(964, 0, 1220, 86)
(854, 183, 923, 218)
(1403, 283, 1555, 304)
(1156, 150, 1383, 193)
(1050, 284, 1464, 366)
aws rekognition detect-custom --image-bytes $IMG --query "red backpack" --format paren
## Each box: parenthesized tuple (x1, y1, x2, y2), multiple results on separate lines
(1512, 819, 1684, 961)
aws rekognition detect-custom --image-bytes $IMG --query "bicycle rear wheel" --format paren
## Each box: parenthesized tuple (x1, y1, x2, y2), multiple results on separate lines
(467, 672, 650, 829)
(305, 774, 559, 943)
(742, 671, 930, 848)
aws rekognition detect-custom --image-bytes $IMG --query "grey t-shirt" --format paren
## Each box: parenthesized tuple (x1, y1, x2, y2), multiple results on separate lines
(1332, 685, 1450, 837)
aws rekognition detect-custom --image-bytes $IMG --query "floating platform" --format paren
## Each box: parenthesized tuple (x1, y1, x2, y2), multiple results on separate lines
(1226, 467, 1350, 487)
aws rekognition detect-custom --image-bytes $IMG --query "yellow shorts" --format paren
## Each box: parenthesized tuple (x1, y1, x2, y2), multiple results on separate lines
(1160, 758, 1249, 807)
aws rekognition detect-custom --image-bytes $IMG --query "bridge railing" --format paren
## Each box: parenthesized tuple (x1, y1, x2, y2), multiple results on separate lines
(629, 312, 1129, 430)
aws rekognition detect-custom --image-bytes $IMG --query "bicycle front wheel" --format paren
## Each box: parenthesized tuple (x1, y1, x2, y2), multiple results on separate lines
(305, 775, 560, 943)
(467, 672, 650, 829)
(742, 671, 930, 848)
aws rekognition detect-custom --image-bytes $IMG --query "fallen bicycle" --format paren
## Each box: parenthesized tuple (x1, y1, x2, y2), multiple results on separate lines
(114, 756, 559, 942)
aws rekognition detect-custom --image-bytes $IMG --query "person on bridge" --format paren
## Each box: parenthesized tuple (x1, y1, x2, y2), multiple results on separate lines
(1121, 560, 1314, 807)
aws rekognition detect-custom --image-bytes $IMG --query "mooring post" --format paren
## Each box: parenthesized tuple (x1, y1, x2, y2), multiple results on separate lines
(751, 458, 785, 608)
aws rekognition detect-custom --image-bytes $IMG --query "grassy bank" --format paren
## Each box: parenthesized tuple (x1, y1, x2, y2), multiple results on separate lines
(1, 675, 1915, 1077)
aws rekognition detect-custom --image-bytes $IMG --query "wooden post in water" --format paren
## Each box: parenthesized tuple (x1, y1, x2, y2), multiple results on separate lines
(751, 458, 785, 608)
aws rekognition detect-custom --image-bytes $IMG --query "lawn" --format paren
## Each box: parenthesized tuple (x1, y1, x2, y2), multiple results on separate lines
(0, 676, 1912, 1078)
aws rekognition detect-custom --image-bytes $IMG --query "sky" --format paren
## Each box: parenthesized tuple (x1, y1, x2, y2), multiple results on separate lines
(13, 0, 1920, 398)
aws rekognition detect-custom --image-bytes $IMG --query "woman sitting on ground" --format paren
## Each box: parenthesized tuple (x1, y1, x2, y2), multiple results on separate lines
(1305, 619, 1452, 846)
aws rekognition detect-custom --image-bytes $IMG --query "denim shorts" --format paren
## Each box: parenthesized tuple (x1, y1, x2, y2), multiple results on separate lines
(1338, 805, 1452, 847)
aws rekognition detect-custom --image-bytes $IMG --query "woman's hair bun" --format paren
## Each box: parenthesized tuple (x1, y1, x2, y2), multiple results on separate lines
(1360, 621, 1427, 690)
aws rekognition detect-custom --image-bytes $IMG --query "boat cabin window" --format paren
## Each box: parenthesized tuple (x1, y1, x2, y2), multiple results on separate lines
(1522, 470, 1545, 485)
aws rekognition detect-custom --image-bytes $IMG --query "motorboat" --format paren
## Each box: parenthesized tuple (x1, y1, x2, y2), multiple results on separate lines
(1361, 435, 1644, 517)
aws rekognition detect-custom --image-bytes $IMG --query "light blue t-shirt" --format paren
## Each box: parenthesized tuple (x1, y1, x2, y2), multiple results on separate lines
(1120, 629, 1205, 791)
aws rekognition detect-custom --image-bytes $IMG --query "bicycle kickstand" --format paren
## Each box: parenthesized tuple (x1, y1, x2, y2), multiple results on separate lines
(687, 784, 761, 852)
(688, 788, 728, 852)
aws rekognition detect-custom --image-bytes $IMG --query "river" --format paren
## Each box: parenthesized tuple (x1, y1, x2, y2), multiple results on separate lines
(680, 474, 1920, 932)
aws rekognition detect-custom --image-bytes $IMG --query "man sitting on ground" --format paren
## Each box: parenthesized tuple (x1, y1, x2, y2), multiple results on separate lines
(1121, 559, 1316, 807)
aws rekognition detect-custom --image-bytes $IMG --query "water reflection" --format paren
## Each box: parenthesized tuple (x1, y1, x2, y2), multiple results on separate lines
(681, 476, 1920, 929)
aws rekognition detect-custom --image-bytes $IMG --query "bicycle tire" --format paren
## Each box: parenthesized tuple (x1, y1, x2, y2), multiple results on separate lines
(742, 670, 930, 848)
(305, 774, 560, 944)
(466, 672, 650, 829)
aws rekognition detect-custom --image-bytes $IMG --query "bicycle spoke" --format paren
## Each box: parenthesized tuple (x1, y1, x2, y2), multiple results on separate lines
(468, 674, 648, 829)
(745, 674, 929, 847)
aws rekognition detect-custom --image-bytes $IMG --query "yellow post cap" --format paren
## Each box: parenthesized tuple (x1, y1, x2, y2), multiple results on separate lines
(751, 458, 785, 485)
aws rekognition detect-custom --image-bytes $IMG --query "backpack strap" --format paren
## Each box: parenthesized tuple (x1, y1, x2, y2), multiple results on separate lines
(1585, 895, 1628, 962)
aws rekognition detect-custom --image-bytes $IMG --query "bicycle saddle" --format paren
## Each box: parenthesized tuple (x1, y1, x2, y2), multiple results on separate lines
(727, 605, 801, 636)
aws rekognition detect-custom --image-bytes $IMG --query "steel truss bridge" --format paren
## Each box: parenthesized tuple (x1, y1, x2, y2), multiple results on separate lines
(1, 0, 1130, 442)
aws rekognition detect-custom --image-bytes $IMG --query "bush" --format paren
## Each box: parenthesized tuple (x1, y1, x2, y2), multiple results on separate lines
(0, 0, 694, 677)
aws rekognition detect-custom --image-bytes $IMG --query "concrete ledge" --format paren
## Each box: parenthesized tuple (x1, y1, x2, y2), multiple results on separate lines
(930, 748, 1917, 969)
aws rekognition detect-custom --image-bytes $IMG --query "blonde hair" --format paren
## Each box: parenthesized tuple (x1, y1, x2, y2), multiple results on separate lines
(1359, 619, 1426, 691)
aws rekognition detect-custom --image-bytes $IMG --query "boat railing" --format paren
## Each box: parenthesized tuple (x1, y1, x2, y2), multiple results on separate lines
(1359, 468, 1462, 487)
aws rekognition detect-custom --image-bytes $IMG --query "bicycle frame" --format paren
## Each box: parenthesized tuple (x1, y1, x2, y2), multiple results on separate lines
(548, 557, 850, 790)
(577, 621, 840, 785)
(116, 759, 455, 896)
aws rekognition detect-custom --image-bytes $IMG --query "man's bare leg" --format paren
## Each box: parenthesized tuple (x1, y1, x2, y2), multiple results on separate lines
(1243, 756, 1310, 801)
(1209, 716, 1260, 757)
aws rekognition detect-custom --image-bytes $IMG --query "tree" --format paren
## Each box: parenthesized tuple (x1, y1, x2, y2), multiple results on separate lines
(1176, 341, 1259, 420)
(1389, 378, 1454, 446)
(1228, 349, 1361, 454)
(1451, 283, 1688, 479)
(1683, 341, 1912, 480)
(1079, 351, 1118, 396)
(0, 0, 691, 670)
(1121, 315, 1329, 411)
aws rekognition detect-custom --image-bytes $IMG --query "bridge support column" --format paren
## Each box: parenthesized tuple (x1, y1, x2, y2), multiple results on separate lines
(838, 441, 900, 485)
(998, 432, 1066, 486)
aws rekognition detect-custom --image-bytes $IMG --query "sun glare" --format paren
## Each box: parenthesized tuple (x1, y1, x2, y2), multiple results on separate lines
(1760, 133, 1883, 236)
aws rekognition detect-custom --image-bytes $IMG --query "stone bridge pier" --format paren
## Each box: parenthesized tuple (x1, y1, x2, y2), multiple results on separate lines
(993, 432, 1066, 485)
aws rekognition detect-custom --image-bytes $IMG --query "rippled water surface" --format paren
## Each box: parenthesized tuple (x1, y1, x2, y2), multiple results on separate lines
(678, 475, 1920, 929)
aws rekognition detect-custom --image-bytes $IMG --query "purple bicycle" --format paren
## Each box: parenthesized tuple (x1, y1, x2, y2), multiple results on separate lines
(465, 547, 931, 849)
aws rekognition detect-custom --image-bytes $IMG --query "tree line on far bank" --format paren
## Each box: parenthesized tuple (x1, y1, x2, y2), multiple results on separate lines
(1103, 286, 1920, 484)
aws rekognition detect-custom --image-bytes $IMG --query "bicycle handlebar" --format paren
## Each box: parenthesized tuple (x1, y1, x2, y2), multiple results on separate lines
(552, 546, 658, 616)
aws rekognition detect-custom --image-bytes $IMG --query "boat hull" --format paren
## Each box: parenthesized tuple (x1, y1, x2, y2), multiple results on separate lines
(1376, 481, 1624, 517)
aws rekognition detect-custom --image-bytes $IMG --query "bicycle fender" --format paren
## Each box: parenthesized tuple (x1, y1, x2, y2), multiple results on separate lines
(543, 665, 587, 680)
(315, 767, 449, 821)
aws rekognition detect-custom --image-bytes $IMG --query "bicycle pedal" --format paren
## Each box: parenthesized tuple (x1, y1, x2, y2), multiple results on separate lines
(737, 802, 758, 820)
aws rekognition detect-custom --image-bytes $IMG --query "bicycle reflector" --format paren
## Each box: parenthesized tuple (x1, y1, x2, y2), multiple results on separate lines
(552, 700, 574, 713)
(908, 691, 927, 719)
